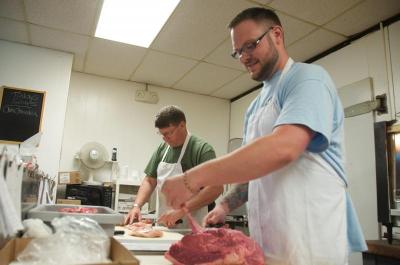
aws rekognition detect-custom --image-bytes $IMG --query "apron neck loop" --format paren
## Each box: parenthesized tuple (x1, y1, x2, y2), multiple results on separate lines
(161, 131, 191, 163)
(277, 57, 294, 88)
(177, 132, 191, 163)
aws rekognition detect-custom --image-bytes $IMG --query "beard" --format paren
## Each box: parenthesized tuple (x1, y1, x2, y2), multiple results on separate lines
(251, 36, 279, 82)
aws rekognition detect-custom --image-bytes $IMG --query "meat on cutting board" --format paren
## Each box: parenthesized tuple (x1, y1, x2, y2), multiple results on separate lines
(125, 221, 163, 238)
(165, 213, 265, 265)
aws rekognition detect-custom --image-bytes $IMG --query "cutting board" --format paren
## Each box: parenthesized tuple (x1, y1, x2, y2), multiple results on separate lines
(135, 255, 173, 265)
(114, 226, 183, 251)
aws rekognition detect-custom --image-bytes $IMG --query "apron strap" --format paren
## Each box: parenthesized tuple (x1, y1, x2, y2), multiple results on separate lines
(276, 57, 294, 88)
(160, 132, 191, 164)
(161, 145, 170, 162)
(177, 132, 191, 163)
(270, 57, 294, 106)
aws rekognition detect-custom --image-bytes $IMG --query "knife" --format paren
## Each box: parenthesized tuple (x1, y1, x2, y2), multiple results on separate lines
(206, 223, 225, 228)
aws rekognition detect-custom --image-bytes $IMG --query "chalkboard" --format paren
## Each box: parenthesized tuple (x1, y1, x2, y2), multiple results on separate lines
(0, 86, 46, 143)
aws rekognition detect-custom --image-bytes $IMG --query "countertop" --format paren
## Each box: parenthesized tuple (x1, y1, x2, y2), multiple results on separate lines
(114, 226, 181, 264)
(365, 240, 400, 259)
(114, 226, 184, 251)
(135, 253, 171, 265)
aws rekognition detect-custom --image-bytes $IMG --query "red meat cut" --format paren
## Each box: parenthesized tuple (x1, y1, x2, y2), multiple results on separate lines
(58, 207, 98, 214)
(164, 213, 265, 265)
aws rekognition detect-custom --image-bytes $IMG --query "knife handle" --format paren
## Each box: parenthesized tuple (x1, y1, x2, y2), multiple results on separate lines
(207, 223, 225, 228)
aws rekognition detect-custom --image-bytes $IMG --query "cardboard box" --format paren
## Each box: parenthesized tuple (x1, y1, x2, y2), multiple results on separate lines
(0, 237, 139, 265)
(56, 199, 81, 205)
(58, 171, 81, 184)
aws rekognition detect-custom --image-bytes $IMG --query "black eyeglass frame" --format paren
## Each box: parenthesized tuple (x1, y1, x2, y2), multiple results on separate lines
(231, 26, 274, 59)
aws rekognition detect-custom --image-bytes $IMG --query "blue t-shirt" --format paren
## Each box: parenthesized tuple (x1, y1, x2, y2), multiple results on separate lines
(243, 61, 367, 252)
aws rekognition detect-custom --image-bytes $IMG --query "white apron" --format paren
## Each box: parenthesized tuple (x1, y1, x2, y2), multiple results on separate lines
(156, 133, 207, 228)
(247, 58, 348, 265)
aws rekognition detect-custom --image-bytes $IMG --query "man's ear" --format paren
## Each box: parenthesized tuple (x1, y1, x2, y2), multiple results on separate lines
(272, 26, 284, 45)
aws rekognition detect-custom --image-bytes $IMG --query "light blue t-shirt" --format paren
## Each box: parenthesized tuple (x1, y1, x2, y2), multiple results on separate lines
(243, 62, 367, 252)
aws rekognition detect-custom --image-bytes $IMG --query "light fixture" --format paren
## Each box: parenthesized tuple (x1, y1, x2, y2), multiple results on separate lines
(95, 0, 180, 48)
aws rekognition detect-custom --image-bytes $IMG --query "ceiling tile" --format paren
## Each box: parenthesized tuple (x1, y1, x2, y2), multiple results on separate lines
(204, 37, 246, 71)
(174, 62, 242, 94)
(0, 18, 29, 44)
(325, 0, 400, 36)
(24, 0, 100, 35)
(0, 0, 25, 20)
(287, 28, 347, 62)
(85, 38, 147, 80)
(151, 0, 256, 59)
(29, 24, 90, 71)
(277, 12, 317, 46)
(131, 50, 197, 88)
(212, 73, 260, 99)
(269, 0, 361, 25)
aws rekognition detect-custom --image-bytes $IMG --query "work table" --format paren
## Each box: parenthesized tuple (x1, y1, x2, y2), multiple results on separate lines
(363, 240, 400, 265)
(114, 226, 182, 264)
(135, 253, 171, 265)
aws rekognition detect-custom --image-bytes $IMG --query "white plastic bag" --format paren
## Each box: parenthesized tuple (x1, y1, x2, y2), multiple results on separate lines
(11, 216, 111, 265)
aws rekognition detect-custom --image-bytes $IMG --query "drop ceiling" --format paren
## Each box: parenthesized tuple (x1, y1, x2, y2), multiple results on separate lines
(0, 0, 399, 100)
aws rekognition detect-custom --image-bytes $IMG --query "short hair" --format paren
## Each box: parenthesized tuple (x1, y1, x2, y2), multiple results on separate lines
(155, 105, 186, 128)
(228, 7, 282, 29)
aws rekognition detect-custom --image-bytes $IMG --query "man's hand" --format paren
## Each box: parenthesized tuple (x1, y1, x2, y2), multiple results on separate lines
(202, 203, 229, 227)
(161, 174, 193, 209)
(157, 209, 185, 228)
(124, 206, 141, 225)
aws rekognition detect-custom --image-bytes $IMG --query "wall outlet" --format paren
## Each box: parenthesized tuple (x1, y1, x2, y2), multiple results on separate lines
(134, 89, 159, 104)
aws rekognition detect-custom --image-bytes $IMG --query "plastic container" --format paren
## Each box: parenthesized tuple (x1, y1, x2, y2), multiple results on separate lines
(27, 204, 124, 236)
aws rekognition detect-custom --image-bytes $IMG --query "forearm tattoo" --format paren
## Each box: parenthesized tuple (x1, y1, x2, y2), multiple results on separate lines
(222, 183, 248, 211)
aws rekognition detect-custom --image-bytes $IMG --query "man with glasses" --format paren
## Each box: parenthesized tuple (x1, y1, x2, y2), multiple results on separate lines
(162, 7, 366, 264)
(124, 105, 223, 228)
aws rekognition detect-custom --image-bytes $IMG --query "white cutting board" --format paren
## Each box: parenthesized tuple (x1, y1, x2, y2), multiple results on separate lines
(114, 226, 183, 251)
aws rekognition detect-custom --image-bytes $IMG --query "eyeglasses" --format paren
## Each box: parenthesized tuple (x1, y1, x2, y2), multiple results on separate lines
(231, 27, 274, 59)
(157, 126, 178, 138)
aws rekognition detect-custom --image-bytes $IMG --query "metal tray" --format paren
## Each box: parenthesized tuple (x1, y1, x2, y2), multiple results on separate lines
(28, 204, 124, 236)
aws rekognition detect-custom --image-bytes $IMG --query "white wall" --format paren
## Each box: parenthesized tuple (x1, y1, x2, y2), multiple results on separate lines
(317, 29, 395, 122)
(59, 72, 230, 182)
(0, 40, 73, 176)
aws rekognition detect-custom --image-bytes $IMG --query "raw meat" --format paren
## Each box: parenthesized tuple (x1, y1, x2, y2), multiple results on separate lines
(125, 221, 163, 238)
(58, 207, 98, 214)
(126, 228, 163, 238)
(165, 214, 265, 265)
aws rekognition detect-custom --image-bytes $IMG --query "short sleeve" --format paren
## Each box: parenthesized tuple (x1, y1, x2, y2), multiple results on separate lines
(144, 144, 165, 178)
(198, 143, 216, 164)
(275, 78, 335, 153)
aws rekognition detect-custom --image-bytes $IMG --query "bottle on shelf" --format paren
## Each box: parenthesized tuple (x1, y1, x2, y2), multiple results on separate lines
(111, 147, 117, 161)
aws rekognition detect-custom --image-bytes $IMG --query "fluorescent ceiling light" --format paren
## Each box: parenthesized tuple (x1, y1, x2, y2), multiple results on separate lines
(95, 0, 180, 48)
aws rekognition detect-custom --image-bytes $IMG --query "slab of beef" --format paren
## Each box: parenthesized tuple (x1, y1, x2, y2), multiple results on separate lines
(164, 213, 265, 265)
(58, 207, 98, 214)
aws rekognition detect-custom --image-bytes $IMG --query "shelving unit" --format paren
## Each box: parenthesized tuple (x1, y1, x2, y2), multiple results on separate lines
(114, 179, 142, 214)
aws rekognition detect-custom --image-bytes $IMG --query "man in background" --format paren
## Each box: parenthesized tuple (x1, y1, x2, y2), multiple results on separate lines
(124, 105, 222, 228)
